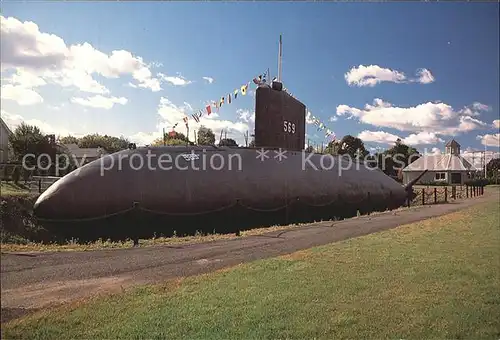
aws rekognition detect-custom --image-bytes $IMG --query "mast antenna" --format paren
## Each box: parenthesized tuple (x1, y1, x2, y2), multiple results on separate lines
(278, 34, 283, 82)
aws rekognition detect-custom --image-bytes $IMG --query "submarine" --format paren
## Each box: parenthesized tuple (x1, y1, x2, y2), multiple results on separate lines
(33, 82, 426, 241)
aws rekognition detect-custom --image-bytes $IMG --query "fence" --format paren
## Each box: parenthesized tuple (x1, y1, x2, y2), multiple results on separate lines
(408, 185, 485, 207)
(26, 176, 60, 194)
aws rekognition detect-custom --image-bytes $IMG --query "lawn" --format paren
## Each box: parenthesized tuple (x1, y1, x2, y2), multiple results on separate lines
(0, 181, 31, 196)
(3, 201, 500, 339)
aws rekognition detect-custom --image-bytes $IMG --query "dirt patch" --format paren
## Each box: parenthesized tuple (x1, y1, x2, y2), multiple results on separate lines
(280, 250, 312, 261)
(1, 276, 134, 316)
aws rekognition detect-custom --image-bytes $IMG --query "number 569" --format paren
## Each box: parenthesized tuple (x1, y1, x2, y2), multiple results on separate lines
(283, 120, 295, 134)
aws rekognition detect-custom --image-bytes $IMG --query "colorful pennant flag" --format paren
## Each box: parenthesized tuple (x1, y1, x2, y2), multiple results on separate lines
(191, 113, 200, 123)
(166, 70, 267, 135)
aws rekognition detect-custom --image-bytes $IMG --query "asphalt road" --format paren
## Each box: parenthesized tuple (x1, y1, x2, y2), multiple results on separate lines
(1, 192, 496, 323)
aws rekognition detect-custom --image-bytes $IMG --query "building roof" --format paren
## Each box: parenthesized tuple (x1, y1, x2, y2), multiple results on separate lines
(0, 117, 13, 136)
(60, 143, 106, 159)
(445, 139, 460, 147)
(402, 154, 473, 172)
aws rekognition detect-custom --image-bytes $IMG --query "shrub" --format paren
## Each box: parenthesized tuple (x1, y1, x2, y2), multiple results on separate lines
(464, 178, 489, 187)
(0, 194, 51, 243)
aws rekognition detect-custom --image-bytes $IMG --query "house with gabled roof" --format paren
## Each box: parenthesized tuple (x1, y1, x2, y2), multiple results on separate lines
(0, 117, 14, 163)
(59, 143, 107, 166)
(402, 139, 473, 185)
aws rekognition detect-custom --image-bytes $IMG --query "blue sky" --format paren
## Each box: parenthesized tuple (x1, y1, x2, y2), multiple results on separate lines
(1, 2, 499, 159)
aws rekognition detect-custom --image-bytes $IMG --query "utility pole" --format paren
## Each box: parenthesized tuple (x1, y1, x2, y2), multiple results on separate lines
(162, 127, 166, 146)
(484, 144, 488, 178)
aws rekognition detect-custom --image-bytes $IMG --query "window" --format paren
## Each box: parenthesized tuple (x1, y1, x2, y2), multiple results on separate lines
(435, 172, 446, 180)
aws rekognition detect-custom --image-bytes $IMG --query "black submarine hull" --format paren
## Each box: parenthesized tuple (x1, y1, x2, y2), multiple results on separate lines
(33, 146, 408, 241)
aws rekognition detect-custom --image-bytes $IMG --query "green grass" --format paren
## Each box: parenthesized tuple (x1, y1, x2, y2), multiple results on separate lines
(3, 200, 499, 339)
(0, 181, 31, 196)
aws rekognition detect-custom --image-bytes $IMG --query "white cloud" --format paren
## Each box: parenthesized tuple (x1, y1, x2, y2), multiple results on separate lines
(476, 133, 500, 148)
(345, 65, 407, 87)
(202, 76, 214, 84)
(158, 73, 192, 86)
(344, 65, 435, 87)
(427, 147, 442, 155)
(404, 132, 444, 145)
(237, 109, 255, 123)
(131, 97, 251, 146)
(1, 84, 44, 105)
(414, 68, 435, 84)
(493, 119, 500, 129)
(358, 130, 444, 146)
(330, 116, 338, 122)
(1, 15, 162, 94)
(472, 102, 491, 112)
(70, 95, 128, 109)
(1, 109, 73, 136)
(358, 130, 400, 145)
(129, 131, 162, 146)
(337, 98, 489, 136)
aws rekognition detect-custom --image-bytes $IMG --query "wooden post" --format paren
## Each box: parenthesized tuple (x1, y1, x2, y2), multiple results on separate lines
(38, 179, 42, 193)
(466, 185, 469, 198)
(434, 187, 437, 204)
(452, 186, 456, 199)
(444, 187, 448, 202)
(422, 188, 425, 205)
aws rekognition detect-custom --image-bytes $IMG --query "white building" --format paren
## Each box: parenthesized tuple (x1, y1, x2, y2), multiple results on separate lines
(0, 117, 13, 163)
(59, 143, 107, 165)
(402, 139, 473, 185)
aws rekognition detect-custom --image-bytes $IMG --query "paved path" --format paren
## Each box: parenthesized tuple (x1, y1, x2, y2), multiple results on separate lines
(1, 191, 496, 323)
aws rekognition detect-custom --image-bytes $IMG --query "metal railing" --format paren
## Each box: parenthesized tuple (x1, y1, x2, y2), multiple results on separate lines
(27, 176, 60, 194)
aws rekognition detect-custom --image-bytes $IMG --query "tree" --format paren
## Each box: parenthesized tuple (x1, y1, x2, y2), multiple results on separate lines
(8, 123, 71, 176)
(197, 126, 215, 146)
(218, 138, 238, 147)
(59, 135, 79, 144)
(486, 158, 500, 178)
(368, 139, 421, 176)
(76, 134, 130, 153)
(305, 145, 314, 153)
(151, 131, 193, 146)
(332, 135, 369, 159)
(151, 137, 190, 146)
(323, 140, 339, 155)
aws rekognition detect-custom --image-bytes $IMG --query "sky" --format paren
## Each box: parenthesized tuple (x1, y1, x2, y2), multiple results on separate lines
(1, 2, 499, 166)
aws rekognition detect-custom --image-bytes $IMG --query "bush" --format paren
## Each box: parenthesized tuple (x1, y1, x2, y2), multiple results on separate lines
(0, 194, 51, 243)
(464, 178, 489, 187)
(420, 181, 449, 186)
